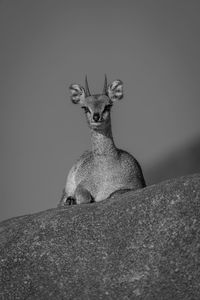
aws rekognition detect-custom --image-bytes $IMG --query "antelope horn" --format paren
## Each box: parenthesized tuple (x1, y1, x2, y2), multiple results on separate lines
(85, 75, 91, 96)
(102, 74, 108, 95)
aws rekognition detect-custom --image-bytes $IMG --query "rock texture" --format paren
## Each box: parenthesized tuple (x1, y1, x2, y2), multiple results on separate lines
(0, 174, 200, 299)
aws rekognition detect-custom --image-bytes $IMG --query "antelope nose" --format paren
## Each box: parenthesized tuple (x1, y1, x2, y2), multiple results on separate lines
(93, 113, 100, 122)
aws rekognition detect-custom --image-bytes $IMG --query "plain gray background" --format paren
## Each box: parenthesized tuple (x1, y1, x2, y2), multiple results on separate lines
(1, 0, 200, 221)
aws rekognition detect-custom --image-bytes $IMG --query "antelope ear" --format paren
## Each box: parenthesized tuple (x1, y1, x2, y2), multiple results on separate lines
(107, 80, 123, 102)
(69, 84, 86, 104)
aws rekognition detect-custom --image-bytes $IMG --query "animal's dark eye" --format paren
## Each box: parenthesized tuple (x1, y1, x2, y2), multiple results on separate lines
(82, 107, 90, 113)
(103, 105, 112, 113)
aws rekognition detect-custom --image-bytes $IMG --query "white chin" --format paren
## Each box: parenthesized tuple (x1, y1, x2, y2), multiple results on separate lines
(90, 122, 103, 127)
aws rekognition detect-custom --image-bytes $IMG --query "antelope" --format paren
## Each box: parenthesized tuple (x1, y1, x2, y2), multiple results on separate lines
(58, 76, 146, 206)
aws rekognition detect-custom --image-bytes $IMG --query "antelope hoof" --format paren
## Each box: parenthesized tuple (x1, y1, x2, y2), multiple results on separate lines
(66, 196, 76, 205)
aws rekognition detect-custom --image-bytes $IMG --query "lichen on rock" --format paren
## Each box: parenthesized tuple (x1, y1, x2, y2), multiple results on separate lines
(0, 174, 200, 299)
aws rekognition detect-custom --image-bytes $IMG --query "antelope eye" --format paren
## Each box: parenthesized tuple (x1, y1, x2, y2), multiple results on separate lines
(82, 107, 90, 113)
(103, 105, 112, 113)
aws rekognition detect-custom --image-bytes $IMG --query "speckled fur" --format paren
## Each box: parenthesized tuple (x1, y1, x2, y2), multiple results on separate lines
(58, 77, 146, 206)
(66, 149, 145, 202)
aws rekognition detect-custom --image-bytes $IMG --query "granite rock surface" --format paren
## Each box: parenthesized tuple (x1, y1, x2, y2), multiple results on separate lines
(0, 174, 200, 299)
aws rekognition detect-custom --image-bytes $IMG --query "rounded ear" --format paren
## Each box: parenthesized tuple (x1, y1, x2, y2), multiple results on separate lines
(107, 80, 123, 102)
(69, 84, 86, 104)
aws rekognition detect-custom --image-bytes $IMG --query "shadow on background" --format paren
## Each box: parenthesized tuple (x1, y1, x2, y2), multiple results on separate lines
(145, 136, 200, 185)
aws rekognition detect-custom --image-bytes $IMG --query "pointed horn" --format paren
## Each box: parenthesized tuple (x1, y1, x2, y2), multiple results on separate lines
(85, 75, 91, 96)
(103, 74, 108, 95)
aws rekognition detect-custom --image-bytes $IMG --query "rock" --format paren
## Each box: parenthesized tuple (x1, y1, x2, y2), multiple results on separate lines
(0, 174, 200, 299)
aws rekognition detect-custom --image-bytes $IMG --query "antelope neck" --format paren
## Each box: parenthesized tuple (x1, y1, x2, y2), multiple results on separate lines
(90, 123, 117, 156)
